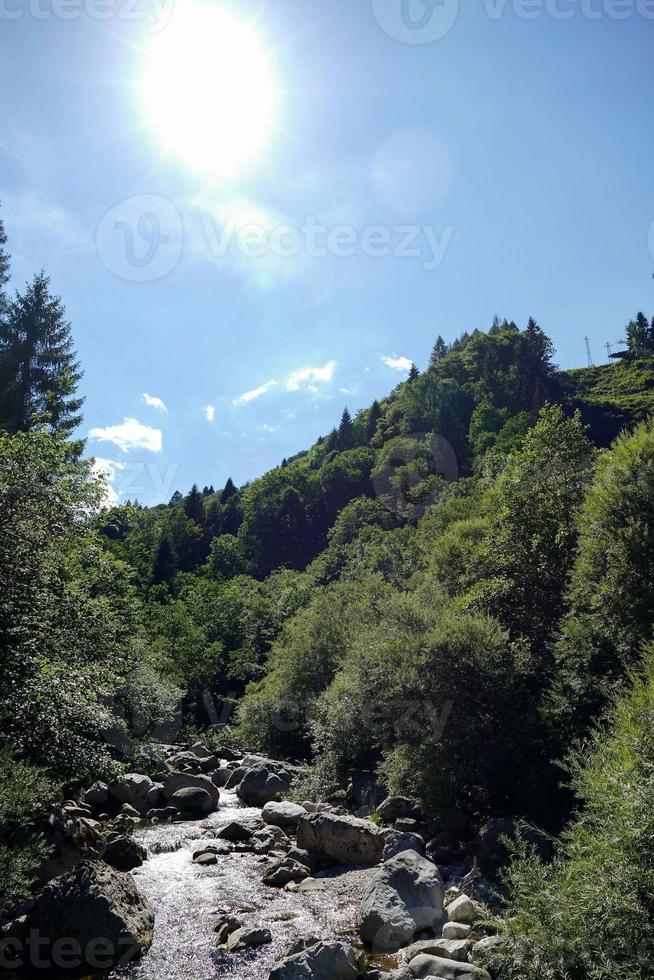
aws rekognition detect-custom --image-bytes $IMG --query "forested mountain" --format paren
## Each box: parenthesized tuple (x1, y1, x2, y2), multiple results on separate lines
(3, 209, 654, 977)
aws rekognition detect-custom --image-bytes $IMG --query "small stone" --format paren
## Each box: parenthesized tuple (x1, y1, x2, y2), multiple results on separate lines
(225, 926, 272, 953)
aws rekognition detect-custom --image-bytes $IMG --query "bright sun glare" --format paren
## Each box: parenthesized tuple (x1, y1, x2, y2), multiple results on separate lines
(143, 3, 276, 176)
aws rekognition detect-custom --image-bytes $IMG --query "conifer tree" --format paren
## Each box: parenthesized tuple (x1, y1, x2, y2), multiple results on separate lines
(429, 335, 448, 367)
(220, 477, 237, 505)
(152, 535, 176, 584)
(183, 483, 204, 524)
(367, 400, 381, 441)
(338, 408, 353, 449)
(0, 272, 83, 436)
(0, 211, 9, 313)
(408, 363, 420, 382)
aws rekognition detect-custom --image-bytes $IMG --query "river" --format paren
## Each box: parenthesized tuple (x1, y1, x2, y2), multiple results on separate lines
(111, 791, 371, 980)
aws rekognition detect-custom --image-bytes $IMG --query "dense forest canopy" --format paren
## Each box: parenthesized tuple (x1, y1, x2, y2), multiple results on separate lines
(3, 209, 654, 977)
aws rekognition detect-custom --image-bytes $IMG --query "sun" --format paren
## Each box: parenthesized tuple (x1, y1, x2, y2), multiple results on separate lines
(143, 3, 277, 176)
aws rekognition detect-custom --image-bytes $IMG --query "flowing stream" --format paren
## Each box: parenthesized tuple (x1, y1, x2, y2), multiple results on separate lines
(111, 791, 370, 980)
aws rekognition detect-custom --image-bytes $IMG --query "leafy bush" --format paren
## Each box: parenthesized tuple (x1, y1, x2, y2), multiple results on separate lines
(494, 654, 654, 980)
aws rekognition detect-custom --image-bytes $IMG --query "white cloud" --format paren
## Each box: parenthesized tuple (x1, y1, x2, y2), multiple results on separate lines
(286, 360, 336, 391)
(382, 354, 412, 373)
(233, 379, 278, 406)
(142, 392, 167, 412)
(88, 418, 162, 453)
(204, 404, 216, 422)
(91, 457, 126, 508)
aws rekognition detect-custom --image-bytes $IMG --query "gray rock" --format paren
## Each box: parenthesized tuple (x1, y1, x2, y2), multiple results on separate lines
(470, 935, 502, 973)
(170, 787, 214, 816)
(263, 857, 311, 887)
(442, 922, 472, 940)
(211, 767, 231, 788)
(401, 938, 469, 963)
(268, 940, 360, 979)
(162, 771, 220, 807)
(446, 894, 483, 925)
(82, 781, 109, 810)
(252, 824, 290, 854)
(377, 797, 416, 825)
(236, 763, 293, 805)
(225, 925, 272, 953)
(25, 860, 154, 971)
(218, 820, 257, 843)
(144, 784, 165, 810)
(103, 836, 147, 872)
(262, 801, 307, 829)
(108, 773, 153, 807)
(357, 850, 444, 952)
(382, 831, 426, 861)
(408, 953, 490, 979)
(225, 765, 248, 790)
(296, 812, 385, 868)
(214, 914, 242, 944)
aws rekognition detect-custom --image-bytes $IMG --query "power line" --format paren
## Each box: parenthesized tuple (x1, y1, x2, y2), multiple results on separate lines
(584, 336, 594, 368)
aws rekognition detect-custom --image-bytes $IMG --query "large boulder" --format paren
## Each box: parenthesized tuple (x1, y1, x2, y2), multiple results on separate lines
(262, 801, 307, 830)
(263, 856, 311, 887)
(377, 797, 417, 825)
(162, 771, 220, 808)
(268, 940, 360, 980)
(171, 787, 214, 816)
(104, 836, 147, 872)
(401, 938, 470, 963)
(25, 860, 154, 972)
(236, 763, 293, 805)
(82, 781, 109, 810)
(108, 773, 153, 808)
(296, 812, 385, 868)
(408, 954, 491, 979)
(226, 926, 272, 953)
(357, 850, 444, 952)
(382, 831, 426, 861)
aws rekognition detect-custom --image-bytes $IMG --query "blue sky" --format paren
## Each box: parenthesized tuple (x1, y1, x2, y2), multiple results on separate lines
(1, 0, 653, 504)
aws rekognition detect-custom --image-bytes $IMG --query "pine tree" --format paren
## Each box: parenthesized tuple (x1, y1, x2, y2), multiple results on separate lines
(0, 273, 83, 436)
(429, 336, 448, 367)
(220, 477, 237, 505)
(0, 210, 9, 314)
(338, 408, 353, 449)
(408, 363, 420, 382)
(367, 400, 382, 441)
(183, 483, 204, 524)
(152, 535, 176, 584)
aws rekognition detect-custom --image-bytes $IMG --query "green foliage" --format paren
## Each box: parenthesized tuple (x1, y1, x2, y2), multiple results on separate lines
(495, 656, 654, 980)
(551, 418, 654, 739)
(0, 749, 55, 912)
(0, 273, 83, 438)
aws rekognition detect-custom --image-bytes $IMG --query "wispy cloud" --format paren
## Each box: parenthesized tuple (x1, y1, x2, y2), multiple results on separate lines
(382, 354, 412, 373)
(233, 379, 278, 406)
(88, 418, 162, 453)
(287, 361, 336, 391)
(204, 404, 216, 422)
(142, 392, 167, 412)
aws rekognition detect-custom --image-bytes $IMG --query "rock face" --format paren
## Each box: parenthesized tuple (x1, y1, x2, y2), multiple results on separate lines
(408, 953, 491, 979)
(262, 801, 307, 829)
(296, 812, 385, 868)
(357, 850, 444, 952)
(26, 860, 154, 971)
(162, 771, 220, 808)
(236, 763, 293, 806)
(268, 940, 360, 980)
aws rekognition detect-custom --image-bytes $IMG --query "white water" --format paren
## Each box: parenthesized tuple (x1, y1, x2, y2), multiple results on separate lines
(111, 792, 364, 980)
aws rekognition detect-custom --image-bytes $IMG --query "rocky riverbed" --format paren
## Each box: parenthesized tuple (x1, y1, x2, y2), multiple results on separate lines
(110, 790, 375, 980)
